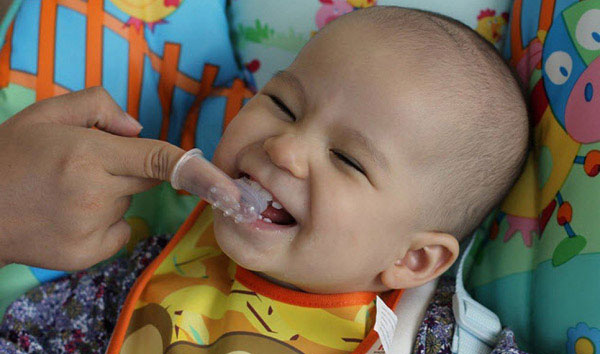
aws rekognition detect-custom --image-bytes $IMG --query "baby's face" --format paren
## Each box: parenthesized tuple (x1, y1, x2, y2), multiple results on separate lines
(213, 22, 443, 293)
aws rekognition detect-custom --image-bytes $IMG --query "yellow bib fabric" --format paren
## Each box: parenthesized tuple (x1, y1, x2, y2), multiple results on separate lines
(107, 202, 403, 354)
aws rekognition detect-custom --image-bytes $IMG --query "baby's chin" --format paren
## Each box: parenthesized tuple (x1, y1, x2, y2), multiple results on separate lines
(212, 211, 293, 272)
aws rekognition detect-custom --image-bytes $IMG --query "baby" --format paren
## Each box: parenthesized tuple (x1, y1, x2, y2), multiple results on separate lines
(212, 6, 528, 294)
(1, 6, 528, 354)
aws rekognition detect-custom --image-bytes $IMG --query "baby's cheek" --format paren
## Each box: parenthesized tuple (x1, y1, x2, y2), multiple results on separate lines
(337, 202, 399, 260)
(322, 197, 375, 245)
(315, 216, 374, 263)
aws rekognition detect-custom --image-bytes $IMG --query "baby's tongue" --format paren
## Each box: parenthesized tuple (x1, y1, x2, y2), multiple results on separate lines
(261, 205, 295, 225)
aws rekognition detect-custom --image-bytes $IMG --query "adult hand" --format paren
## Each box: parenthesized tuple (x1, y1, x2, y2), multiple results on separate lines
(0, 87, 185, 270)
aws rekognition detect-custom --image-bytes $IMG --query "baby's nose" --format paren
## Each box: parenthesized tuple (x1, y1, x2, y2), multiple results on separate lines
(263, 134, 309, 179)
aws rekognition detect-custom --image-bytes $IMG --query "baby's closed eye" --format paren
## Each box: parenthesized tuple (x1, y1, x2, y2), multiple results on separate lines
(267, 94, 296, 121)
(330, 150, 366, 175)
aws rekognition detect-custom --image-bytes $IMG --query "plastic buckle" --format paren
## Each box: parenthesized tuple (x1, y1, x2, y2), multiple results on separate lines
(452, 293, 501, 346)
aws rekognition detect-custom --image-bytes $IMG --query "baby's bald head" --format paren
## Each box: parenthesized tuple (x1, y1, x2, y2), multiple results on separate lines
(329, 7, 529, 239)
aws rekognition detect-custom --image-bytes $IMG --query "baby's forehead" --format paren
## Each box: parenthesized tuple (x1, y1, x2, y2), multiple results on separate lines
(317, 9, 465, 60)
(300, 16, 470, 96)
(293, 24, 467, 123)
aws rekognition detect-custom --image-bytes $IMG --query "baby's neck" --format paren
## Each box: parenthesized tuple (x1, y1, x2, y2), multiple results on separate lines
(255, 272, 306, 292)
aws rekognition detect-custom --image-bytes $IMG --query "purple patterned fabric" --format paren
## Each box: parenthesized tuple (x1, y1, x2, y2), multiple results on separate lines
(412, 277, 455, 354)
(491, 329, 529, 354)
(0, 234, 169, 354)
(1, 238, 527, 354)
(412, 276, 528, 354)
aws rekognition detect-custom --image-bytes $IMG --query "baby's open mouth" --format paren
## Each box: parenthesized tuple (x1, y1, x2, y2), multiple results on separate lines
(239, 173, 296, 226)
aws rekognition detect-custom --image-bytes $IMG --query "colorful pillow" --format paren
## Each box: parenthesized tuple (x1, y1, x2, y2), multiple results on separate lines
(228, 0, 512, 91)
(468, 0, 600, 353)
(0, 0, 250, 317)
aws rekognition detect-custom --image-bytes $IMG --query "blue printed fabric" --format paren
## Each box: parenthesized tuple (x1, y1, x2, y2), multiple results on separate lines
(468, 0, 600, 353)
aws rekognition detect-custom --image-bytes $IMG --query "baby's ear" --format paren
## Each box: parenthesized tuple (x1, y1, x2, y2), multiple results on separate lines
(380, 232, 459, 290)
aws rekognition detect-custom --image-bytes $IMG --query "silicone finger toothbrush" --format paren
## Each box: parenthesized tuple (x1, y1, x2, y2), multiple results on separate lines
(170, 149, 268, 223)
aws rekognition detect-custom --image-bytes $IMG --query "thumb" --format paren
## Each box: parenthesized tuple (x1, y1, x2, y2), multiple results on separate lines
(103, 135, 186, 182)
(22, 87, 142, 137)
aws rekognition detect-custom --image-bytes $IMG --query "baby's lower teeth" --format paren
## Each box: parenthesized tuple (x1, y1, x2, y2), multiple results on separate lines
(272, 202, 283, 210)
(263, 217, 273, 223)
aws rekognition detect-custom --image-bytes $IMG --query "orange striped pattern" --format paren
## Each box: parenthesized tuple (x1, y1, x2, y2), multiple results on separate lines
(55, 0, 255, 98)
(0, 23, 14, 88)
(58, 0, 203, 95)
(538, 0, 555, 34)
(180, 64, 219, 150)
(58, 0, 85, 13)
(222, 78, 251, 128)
(8, 0, 254, 144)
(509, 0, 525, 67)
(158, 42, 181, 140)
(126, 27, 144, 118)
(85, 0, 103, 87)
(180, 95, 204, 151)
(37, 0, 58, 101)
(10, 69, 68, 95)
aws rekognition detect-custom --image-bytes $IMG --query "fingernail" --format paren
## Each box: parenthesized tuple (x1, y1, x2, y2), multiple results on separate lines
(125, 113, 143, 130)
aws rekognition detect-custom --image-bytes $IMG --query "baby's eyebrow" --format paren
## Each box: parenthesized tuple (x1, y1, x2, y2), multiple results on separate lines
(273, 70, 307, 108)
(339, 127, 389, 171)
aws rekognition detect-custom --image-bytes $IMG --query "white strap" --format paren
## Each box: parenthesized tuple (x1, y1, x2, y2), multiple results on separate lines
(451, 235, 502, 354)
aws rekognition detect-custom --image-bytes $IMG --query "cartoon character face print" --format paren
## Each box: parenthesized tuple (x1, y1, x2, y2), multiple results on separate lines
(543, 1, 600, 143)
(315, 0, 354, 30)
(542, 10, 586, 132)
(475, 9, 509, 44)
(563, 5, 600, 143)
(565, 56, 600, 143)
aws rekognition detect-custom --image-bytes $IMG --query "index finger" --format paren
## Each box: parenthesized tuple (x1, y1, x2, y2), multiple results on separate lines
(100, 135, 186, 181)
